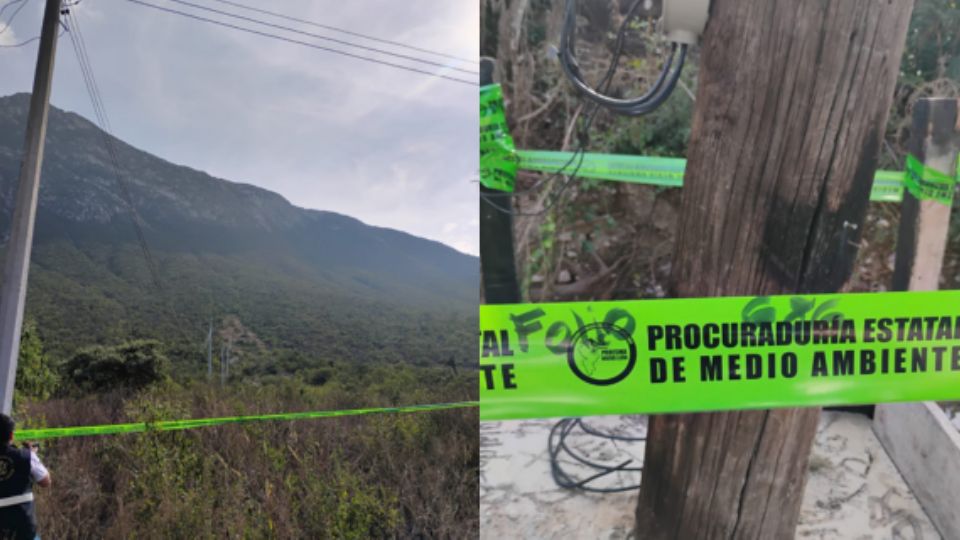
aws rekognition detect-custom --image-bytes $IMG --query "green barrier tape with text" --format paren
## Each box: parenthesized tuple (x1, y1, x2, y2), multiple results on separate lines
(903, 153, 958, 204)
(479, 291, 960, 420)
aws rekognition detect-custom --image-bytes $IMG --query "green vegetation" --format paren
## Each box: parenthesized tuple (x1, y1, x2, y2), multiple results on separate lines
(15, 328, 477, 538)
(0, 66, 480, 536)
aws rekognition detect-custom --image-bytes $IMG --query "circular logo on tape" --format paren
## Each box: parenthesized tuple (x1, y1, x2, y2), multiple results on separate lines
(0, 456, 14, 481)
(567, 322, 637, 386)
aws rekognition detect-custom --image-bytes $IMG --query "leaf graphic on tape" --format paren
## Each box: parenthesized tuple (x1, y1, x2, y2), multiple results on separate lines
(575, 338, 602, 376)
(812, 298, 844, 322)
(741, 297, 775, 322)
(785, 297, 815, 322)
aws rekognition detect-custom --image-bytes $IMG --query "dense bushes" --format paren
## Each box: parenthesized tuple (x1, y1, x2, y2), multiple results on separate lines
(62, 340, 169, 394)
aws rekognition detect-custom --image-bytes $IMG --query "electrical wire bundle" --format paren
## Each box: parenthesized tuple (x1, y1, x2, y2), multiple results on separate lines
(480, 0, 687, 216)
(559, 0, 688, 116)
(548, 416, 646, 493)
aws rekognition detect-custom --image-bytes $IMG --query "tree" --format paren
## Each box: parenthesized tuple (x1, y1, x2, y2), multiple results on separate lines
(63, 340, 169, 394)
(14, 320, 57, 402)
(634, 0, 915, 537)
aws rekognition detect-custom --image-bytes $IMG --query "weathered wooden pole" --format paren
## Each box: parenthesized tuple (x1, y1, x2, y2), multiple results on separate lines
(635, 0, 914, 537)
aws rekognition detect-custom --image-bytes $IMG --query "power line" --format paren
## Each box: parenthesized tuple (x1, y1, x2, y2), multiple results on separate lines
(0, 25, 63, 47)
(65, 9, 202, 347)
(123, 0, 476, 86)
(63, 9, 163, 292)
(162, 0, 476, 76)
(0, 0, 25, 20)
(0, 0, 30, 35)
(206, 0, 477, 65)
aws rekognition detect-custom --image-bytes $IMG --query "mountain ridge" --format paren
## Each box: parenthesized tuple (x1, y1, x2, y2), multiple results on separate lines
(0, 92, 477, 368)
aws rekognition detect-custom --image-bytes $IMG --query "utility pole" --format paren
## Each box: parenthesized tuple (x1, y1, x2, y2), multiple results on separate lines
(0, 0, 62, 414)
(633, 0, 914, 537)
(206, 320, 213, 380)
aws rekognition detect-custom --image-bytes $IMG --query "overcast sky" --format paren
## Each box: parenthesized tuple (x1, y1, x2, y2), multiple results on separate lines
(0, 0, 479, 255)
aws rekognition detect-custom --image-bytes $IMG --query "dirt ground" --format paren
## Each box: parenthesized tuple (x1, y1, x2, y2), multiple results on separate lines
(480, 411, 941, 540)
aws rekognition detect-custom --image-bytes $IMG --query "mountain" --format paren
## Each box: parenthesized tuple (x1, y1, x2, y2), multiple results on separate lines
(0, 93, 477, 370)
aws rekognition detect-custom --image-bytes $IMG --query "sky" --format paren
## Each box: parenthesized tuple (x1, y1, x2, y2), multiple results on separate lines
(0, 0, 479, 255)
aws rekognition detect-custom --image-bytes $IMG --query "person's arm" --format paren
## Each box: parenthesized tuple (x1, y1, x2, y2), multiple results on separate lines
(25, 444, 51, 488)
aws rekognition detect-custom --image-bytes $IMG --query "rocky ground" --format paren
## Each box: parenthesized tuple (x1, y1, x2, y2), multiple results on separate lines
(480, 411, 941, 539)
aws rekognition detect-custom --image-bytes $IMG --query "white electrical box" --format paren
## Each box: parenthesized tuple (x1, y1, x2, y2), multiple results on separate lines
(662, 0, 710, 44)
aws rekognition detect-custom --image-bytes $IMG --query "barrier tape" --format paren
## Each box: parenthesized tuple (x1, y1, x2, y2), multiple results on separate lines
(480, 84, 518, 192)
(516, 150, 907, 203)
(904, 153, 958, 204)
(16, 401, 479, 441)
(479, 291, 960, 420)
(478, 85, 907, 202)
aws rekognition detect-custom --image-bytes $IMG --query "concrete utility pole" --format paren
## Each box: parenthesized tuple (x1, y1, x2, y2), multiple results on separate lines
(0, 0, 62, 414)
(633, 0, 914, 537)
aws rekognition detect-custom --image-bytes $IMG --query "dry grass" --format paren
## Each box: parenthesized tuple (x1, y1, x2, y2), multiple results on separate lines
(19, 372, 477, 539)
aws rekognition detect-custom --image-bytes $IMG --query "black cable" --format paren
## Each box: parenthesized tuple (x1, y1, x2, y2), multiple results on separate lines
(0, 0, 29, 35)
(161, 0, 477, 76)
(478, 0, 633, 217)
(0, 24, 66, 48)
(123, 0, 476, 86)
(0, 0, 25, 17)
(206, 0, 477, 65)
(66, 9, 200, 347)
(559, 0, 687, 116)
(548, 417, 644, 493)
(65, 9, 161, 291)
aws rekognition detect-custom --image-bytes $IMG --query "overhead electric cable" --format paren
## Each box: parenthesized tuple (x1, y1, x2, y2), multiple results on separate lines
(206, 0, 477, 65)
(64, 9, 163, 293)
(0, 0, 29, 35)
(123, 0, 476, 86)
(162, 0, 477, 76)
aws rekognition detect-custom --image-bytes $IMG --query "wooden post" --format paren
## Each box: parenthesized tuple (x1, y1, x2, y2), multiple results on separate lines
(479, 58, 521, 304)
(634, 0, 914, 537)
(0, 0, 62, 414)
(892, 98, 960, 291)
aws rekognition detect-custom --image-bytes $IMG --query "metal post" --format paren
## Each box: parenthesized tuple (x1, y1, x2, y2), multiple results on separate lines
(206, 321, 212, 380)
(0, 0, 62, 414)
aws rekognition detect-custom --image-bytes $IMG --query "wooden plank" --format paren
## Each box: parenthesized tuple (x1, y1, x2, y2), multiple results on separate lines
(892, 98, 960, 291)
(874, 402, 960, 540)
(877, 98, 960, 540)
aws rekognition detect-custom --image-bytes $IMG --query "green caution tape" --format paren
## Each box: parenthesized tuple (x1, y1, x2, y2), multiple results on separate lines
(903, 153, 957, 204)
(479, 291, 960, 420)
(480, 84, 518, 192)
(517, 150, 906, 203)
(16, 401, 479, 441)
(478, 86, 906, 201)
